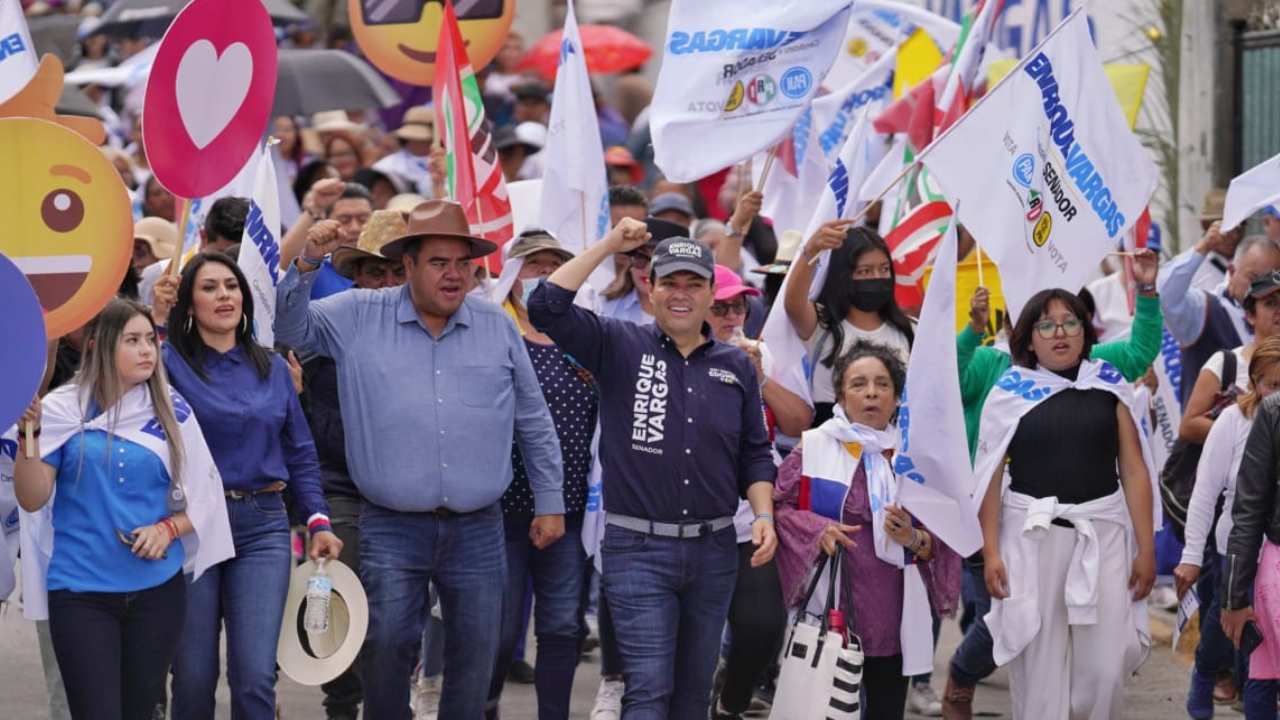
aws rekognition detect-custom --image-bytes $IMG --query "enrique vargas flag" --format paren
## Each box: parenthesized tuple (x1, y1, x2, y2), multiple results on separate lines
(432, 0, 512, 272)
(920, 9, 1156, 317)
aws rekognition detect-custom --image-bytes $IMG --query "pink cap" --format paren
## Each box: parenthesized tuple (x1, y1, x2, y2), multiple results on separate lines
(714, 265, 762, 301)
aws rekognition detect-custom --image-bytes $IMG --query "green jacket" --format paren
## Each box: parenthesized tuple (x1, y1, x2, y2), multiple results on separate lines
(957, 294, 1163, 461)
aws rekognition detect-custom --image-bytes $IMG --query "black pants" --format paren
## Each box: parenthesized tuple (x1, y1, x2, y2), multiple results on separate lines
(322, 495, 363, 717)
(47, 571, 186, 720)
(861, 654, 909, 720)
(720, 542, 786, 713)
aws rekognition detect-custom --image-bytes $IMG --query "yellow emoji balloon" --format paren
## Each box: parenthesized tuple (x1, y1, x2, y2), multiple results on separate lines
(350, 0, 514, 85)
(0, 118, 133, 338)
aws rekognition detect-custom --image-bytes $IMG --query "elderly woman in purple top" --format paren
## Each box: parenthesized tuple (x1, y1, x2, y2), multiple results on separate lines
(774, 342, 960, 720)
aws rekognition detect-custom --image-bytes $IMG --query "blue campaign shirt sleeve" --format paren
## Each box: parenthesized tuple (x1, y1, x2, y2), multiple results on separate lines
(275, 355, 330, 523)
(1157, 248, 1208, 345)
(506, 319, 565, 516)
(527, 280, 609, 376)
(275, 263, 358, 360)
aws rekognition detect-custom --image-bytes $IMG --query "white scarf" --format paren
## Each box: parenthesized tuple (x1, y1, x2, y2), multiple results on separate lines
(19, 383, 234, 620)
(801, 407, 934, 675)
(971, 359, 1160, 529)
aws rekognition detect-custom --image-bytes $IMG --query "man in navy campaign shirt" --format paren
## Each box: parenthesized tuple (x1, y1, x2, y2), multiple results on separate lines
(529, 218, 777, 719)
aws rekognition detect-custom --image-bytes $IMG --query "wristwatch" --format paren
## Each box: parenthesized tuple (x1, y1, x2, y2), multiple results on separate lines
(1135, 281, 1157, 296)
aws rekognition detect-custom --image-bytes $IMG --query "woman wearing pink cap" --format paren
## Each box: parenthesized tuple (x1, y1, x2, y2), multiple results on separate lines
(708, 265, 812, 718)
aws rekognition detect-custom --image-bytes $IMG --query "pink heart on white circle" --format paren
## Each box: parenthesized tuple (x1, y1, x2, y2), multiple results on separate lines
(174, 39, 254, 150)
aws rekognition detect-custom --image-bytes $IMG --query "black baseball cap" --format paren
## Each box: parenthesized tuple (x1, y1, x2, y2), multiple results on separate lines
(651, 237, 714, 280)
(1250, 271, 1280, 299)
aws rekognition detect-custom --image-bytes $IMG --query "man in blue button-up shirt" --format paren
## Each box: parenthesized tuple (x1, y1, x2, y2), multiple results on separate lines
(529, 218, 777, 719)
(275, 200, 564, 719)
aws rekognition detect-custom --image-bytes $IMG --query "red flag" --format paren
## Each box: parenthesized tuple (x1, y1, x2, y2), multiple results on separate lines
(884, 200, 952, 308)
(432, 0, 513, 272)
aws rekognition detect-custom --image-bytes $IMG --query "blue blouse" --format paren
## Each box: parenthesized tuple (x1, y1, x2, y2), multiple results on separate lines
(44, 429, 184, 593)
(161, 344, 329, 523)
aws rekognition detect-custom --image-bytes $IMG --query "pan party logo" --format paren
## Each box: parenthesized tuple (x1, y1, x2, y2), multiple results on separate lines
(350, 0, 515, 85)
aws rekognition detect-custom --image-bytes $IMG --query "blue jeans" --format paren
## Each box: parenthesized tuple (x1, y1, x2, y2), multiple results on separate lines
(949, 562, 997, 688)
(1245, 678, 1280, 719)
(171, 493, 293, 720)
(1196, 552, 1236, 679)
(487, 514, 587, 720)
(359, 501, 506, 720)
(601, 524, 738, 720)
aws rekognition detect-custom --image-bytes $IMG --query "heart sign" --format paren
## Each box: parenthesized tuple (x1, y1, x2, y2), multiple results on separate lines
(143, 0, 277, 200)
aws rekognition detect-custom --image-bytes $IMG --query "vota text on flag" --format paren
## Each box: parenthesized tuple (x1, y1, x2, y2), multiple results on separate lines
(1023, 52, 1126, 238)
(667, 27, 809, 55)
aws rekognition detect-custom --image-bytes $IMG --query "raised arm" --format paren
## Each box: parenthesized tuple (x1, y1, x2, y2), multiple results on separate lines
(785, 220, 848, 341)
(280, 178, 344, 267)
(274, 220, 358, 359)
(1090, 250, 1163, 380)
(1156, 223, 1234, 346)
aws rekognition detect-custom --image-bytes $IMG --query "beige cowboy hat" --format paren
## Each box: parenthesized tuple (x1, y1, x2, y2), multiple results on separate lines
(1201, 188, 1227, 223)
(751, 229, 803, 275)
(277, 559, 368, 687)
(379, 200, 498, 261)
(332, 209, 409, 278)
(394, 106, 434, 142)
(133, 216, 179, 261)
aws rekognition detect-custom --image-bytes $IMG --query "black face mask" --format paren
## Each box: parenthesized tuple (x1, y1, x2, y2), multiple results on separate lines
(848, 278, 894, 312)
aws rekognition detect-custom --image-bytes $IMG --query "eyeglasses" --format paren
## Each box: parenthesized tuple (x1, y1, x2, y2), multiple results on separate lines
(627, 253, 653, 271)
(710, 301, 747, 317)
(1033, 318, 1084, 339)
(359, 0, 505, 26)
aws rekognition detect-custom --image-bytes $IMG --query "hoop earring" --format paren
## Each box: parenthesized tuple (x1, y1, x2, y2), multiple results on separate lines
(240, 313, 249, 336)
(185, 315, 193, 334)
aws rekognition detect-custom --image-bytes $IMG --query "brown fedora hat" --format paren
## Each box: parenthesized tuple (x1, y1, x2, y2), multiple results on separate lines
(379, 200, 498, 261)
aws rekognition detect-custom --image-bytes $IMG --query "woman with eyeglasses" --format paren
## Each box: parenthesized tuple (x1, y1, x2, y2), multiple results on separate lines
(974, 288, 1158, 719)
(162, 252, 343, 720)
(13, 299, 233, 720)
(784, 221, 915, 426)
(704, 266, 809, 718)
(595, 218, 688, 326)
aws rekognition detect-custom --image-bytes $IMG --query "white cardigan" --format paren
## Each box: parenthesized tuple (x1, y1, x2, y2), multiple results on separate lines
(1180, 404, 1251, 567)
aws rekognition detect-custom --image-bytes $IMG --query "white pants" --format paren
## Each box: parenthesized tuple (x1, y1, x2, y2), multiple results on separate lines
(1004, 517, 1143, 720)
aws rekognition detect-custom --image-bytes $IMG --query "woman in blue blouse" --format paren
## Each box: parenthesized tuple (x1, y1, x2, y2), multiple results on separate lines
(14, 298, 233, 720)
(160, 252, 341, 719)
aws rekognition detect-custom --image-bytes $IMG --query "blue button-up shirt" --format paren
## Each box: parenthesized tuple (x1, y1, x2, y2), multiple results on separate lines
(529, 281, 774, 522)
(162, 344, 329, 522)
(274, 264, 564, 515)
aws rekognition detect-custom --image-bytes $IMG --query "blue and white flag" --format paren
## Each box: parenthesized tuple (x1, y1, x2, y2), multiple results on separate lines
(539, 1, 612, 289)
(651, 0, 853, 182)
(825, 0, 959, 89)
(239, 144, 283, 346)
(893, 210, 982, 556)
(0, 0, 37, 103)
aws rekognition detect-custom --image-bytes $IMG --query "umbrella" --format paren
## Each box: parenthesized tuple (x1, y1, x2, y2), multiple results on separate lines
(272, 49, 401, 117)
(55, 85, 102, 119)
(28, 14, 81, 66)
(92, 0, 307, 39)
(520, 24, 652, 81)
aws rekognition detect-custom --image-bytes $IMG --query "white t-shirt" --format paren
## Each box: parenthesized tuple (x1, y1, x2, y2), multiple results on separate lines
(1202, 347, 1249, 391)
(806, 319, 911, 405)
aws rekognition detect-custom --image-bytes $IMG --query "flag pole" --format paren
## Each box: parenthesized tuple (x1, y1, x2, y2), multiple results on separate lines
(166, 195, 193, 276)
(755, 144, 779, 193)
(975, 238, 985, 287)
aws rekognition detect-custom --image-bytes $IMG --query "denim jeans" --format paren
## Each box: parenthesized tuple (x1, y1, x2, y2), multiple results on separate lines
(48, 572, 185, 720)
(601, 524, 738, 720)
(360, 501, 506, 719)
(171, 493, 293, 720)
(950, 562, 997, 687)
(1244, 678, 1280, 719)
(1196, 552, 1236, 679)
(487, 514, 587, 720)
(322, 495, 363, 717)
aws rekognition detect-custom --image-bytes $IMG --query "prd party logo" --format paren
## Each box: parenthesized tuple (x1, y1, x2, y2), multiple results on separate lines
(746, 74, 777, 105)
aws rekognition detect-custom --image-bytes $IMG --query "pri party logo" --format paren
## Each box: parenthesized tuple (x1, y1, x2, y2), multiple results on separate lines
(1011, 152, 1052, 247)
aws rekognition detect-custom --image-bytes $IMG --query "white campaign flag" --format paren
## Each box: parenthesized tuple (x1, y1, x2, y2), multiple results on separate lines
(0, 0, 37, 103)
(921, 10, 1156, 318)
(239, 147, 283, 347)
(826, 0, 958, 90)
(893, 211, 982, 556)
(651, 0, 852, 182)
(1222, 150, 1280, 232)
(540, 1, 611, 289)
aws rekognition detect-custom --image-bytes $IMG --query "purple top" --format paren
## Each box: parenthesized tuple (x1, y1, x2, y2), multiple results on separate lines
(774, 447, 961, 657)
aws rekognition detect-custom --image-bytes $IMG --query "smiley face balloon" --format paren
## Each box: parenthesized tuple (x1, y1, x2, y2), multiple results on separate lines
(0, 118, 133, 338)
(350, 0, 514, 85)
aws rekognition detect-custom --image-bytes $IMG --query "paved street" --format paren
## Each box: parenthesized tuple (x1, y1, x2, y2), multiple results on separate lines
(0, 597, 1237, 719)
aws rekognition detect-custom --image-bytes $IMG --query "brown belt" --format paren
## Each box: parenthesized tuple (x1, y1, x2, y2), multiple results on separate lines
(225, 481, 287, 500)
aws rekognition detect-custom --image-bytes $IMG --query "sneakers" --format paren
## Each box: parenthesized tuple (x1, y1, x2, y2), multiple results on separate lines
(411, 675, 442, 720)
(1186, 669, 1215, 719)
(908, 682, 944, 717)
(508, 659, 536, 685)
(941, 675, 975, 720)
(590, 677, 625, 720)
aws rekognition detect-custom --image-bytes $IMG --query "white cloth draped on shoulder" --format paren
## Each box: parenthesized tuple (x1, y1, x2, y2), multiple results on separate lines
(19, 383, 233, 620)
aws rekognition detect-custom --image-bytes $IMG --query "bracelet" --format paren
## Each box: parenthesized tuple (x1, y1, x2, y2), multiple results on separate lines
(1135, 281, 1156, 295)
(160, 517, 180, 541)
(299, 253, 325, 268)
(754, 512, 774, 524)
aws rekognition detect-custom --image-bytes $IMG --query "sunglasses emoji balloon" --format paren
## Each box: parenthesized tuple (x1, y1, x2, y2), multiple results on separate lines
(350, 0, 514, 85)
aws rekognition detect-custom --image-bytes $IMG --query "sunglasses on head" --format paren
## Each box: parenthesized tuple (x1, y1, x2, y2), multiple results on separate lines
(359, 0, 505, 26)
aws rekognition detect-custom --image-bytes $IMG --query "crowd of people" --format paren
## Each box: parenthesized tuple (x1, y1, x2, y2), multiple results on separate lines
(10, 3, 1280, 720)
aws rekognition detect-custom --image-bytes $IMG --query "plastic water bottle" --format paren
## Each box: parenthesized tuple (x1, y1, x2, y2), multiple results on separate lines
(304, 559, 332, 633)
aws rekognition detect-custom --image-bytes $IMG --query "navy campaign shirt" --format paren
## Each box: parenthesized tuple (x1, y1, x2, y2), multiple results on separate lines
(529, 281, 775, 523)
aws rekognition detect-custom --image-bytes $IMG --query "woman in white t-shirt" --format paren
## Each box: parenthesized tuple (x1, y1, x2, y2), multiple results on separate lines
(1180, 275, 1280, 443)
(784, 220, 915, 424)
